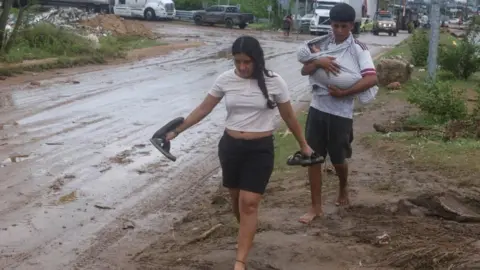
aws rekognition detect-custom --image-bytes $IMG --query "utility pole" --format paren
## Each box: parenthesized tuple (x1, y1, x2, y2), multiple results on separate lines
(295, 0, 300, 30)
(426, 0, 442, 81)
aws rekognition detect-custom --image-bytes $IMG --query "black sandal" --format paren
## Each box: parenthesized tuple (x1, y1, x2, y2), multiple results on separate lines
(150, 117, 184, 162)
(286, 151, 325, 167)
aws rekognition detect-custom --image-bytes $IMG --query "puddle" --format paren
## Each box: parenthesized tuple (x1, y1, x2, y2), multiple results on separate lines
(2, 153, 32, 164)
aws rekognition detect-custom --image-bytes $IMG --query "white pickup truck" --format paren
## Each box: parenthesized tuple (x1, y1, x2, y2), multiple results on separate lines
(309, 0, 362, 35)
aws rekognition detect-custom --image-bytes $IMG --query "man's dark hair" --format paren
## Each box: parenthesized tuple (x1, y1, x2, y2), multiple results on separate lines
(329, 3, 356, 22)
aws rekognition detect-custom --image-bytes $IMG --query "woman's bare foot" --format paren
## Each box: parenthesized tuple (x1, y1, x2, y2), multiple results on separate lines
(234, 260, 246, 270)
(299, 208, 323, 224)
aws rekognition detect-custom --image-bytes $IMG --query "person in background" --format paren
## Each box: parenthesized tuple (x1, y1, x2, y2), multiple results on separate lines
(283, 14, 293, 37)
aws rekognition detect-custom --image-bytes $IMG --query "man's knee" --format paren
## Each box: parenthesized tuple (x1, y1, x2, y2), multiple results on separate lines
(328, 146, 350, 165)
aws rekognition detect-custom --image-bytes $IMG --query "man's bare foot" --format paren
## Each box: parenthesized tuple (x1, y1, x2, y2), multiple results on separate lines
(234, 260, 246, 270)
(335, 192, 350, 206)
(299, 208, 323, 224)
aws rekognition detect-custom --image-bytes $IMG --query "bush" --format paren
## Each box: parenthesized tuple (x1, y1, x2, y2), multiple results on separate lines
(408, 29, 429, 67)
(17, 23, 96, 56)
(439, 38, 480, 80)
(2, 23, 97, 62)
(406, 80, 468, 123)
(471, 88, 480, 121)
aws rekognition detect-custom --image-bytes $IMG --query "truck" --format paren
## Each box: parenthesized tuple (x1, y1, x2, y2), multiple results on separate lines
(192, 5, 254, 29)
(113, 0, 176, 20)
(10, 0, 175, 19)
(309, 0, 362, 36)
(372, 10, 398, 36)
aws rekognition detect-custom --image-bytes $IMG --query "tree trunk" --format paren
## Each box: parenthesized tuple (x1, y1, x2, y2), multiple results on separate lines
(0, 0, 15, 49)
(4, 0, 26, 53)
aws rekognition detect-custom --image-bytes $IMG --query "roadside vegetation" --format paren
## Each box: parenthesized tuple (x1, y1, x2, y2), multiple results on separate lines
(362, 21, 480, 187)
(0, 1, 166, 76)
(175, 0, 290, 30)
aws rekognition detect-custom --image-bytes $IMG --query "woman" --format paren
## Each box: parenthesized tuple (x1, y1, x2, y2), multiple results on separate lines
(166, 35, 312, 270)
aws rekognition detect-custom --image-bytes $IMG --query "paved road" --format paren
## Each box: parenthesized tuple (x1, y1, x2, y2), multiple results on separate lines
(0, 23, 409, 270)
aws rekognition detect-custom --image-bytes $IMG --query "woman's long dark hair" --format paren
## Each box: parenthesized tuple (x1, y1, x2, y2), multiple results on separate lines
(232, 36, 276, 109)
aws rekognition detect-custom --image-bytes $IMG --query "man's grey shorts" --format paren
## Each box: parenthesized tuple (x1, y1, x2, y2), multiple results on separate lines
(305, 107, 353, 164)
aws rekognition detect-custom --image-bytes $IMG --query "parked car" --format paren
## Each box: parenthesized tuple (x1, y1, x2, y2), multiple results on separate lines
(360, 17, 373, 32)
(192, 5, 254, 29)
(372, 10, 398, 36)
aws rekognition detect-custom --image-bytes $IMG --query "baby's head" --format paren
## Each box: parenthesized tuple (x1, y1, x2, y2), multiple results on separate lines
(297, 43, 319, 63)
(309, 43, 320, 53)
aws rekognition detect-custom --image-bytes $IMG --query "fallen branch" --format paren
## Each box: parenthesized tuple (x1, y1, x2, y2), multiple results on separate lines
(373, 123, 432, 134)
(186, 223, 223, 244)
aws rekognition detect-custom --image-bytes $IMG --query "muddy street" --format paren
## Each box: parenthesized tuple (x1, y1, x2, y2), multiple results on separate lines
(0, 22, 409, 270)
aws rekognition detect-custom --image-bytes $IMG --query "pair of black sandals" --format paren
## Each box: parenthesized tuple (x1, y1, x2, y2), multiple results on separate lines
(150, 117, 325, 166)
(286, 151, 324, 166)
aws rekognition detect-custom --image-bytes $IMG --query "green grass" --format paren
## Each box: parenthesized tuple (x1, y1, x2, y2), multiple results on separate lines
(273, 111, 308, 171)
(378, 31, 459, 62)
(0, 23, 166, 75)
(362, 132, 480, 187)
(363, 30, 480, 187)
(248, 22, 275, 31)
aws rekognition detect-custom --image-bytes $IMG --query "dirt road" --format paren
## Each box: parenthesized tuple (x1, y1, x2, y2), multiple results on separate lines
(0, 23, 408, 270)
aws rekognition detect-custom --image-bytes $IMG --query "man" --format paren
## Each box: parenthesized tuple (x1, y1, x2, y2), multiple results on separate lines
(298, 3, 378, 224)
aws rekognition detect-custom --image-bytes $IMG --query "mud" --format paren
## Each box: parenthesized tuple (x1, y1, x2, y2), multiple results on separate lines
(133, 96, 480, 270)
(0, 21, 422, 270)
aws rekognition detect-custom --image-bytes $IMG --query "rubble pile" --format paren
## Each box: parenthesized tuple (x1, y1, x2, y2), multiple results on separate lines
(79, 14, 156, 39)
(30, 7, 96, 26)
(22, 8, 155, 39)
(375, 57, 413, 86)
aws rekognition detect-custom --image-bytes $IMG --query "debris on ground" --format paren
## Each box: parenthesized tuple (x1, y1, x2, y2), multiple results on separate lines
(94, 204, 115, 210)
(29, 7, 96, 26)
(386, 81, 401, 90)
(123, 220, 135, 230)
(58, 191, 77, 204)
(13, 8, 156, 39)
(79, 14, 156, 39)
(375, 232, 391, 246)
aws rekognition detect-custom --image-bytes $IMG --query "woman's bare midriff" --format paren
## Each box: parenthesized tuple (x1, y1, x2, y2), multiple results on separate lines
(226, 129, 273, 140)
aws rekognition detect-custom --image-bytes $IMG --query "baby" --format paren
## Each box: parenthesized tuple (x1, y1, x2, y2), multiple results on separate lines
(297, 36, 379, 105)
(309, 43, 321, 53)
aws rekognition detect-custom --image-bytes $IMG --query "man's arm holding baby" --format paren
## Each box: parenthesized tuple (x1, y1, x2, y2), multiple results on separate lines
(328, 42, 378, 97)
(301, 56, 340, 76)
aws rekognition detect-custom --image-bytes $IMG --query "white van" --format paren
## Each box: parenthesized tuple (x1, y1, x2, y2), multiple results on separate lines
(113, 0, 176, 20)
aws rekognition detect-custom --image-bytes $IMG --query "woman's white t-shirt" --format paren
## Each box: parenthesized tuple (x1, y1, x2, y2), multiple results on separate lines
(208, 69, 290, 133)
